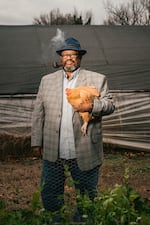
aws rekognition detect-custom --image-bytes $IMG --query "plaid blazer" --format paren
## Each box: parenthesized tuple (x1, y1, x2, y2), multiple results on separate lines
(31, 69, 115, 171)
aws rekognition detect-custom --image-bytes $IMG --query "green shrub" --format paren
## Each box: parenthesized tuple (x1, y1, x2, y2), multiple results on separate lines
(76, 183, 150, 225)
(0, 168, 149, 225)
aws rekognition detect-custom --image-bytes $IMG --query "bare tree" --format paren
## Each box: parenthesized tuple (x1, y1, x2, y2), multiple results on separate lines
(141, 0, 150, 24)
(103, 0, 150, 25)
(33, 8, 92, 25)
(84, 10, 92, 25)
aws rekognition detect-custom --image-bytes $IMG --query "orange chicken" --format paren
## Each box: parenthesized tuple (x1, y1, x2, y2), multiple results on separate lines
(65, 86, 100, 135)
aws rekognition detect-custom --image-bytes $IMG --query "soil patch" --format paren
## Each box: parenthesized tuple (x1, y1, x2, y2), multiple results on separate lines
(0, 152, 150, 210)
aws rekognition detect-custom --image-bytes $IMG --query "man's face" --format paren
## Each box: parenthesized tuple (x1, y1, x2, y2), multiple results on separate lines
(61, 50, 81, 72)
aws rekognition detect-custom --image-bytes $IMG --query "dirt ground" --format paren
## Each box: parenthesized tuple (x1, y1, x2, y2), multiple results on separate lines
(0, 152, 150, 210)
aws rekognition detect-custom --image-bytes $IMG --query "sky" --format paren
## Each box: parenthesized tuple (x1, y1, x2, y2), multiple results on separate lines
(0, 0, 125, 25)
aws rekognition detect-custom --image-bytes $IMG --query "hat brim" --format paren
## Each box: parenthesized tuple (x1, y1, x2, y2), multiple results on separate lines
(56, 47, 87, 56)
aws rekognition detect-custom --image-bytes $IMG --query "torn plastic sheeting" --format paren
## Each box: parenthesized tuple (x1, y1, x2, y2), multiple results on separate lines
(0, 91, 150, 151)
(102, 91, 150, 151)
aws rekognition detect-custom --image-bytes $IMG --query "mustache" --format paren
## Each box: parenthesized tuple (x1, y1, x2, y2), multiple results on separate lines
(52, 59, 75, 68)
(65, 59, 75, 64)
(52, 60, 79, 70)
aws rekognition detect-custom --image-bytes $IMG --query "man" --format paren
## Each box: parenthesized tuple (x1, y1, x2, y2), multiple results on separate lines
(31, 37, 115, 220)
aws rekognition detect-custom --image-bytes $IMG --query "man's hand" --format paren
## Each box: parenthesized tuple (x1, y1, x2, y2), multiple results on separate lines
(32, 146, 43, 158)
(74, 102, 93, 112)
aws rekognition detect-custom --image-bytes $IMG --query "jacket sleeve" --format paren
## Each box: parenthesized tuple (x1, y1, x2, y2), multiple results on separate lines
(31, 79, 44, 147)
(92, 76, 115, 117)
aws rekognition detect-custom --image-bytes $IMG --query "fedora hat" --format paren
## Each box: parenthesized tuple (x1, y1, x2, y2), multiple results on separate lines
(56, 37, 87, 56)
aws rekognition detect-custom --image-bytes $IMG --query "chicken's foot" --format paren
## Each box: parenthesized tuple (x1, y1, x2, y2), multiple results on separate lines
(81, 122, 88, 136)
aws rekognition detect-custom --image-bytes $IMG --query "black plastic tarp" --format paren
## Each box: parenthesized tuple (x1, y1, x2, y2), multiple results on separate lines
(0, 25, 150, 94)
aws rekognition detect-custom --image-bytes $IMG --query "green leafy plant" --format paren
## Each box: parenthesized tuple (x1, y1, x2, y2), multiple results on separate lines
(0, 167, 149, 225)
(30, 186, 42, 213)
(74, 167, 150, 225)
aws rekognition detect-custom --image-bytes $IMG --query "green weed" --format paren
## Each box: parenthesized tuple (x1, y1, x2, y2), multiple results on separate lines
(0, 167, 149, 225)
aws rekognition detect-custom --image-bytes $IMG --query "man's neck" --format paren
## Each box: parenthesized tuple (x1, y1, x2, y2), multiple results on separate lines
(64, 67, 80, 80)
(65, 71, 72, 80)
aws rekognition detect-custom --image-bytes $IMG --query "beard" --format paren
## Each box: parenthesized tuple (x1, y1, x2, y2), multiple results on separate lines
(63, 60, 80, 72)
(63, 65, 78, 72)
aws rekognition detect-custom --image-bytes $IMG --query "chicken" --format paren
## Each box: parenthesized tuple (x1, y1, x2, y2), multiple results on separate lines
(65, 86, 100, 135)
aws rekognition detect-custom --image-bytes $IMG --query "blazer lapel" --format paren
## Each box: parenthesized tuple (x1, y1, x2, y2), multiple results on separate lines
(55, 70, 64, 106)
(75, 69, 87, 87)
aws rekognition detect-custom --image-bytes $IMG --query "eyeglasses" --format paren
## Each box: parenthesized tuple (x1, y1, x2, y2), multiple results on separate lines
(61, 53, 78, 59)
